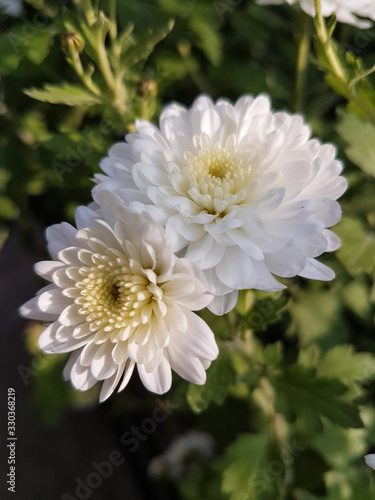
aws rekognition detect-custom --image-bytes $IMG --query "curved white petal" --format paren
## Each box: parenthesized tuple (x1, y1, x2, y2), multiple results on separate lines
(137, 356, 172, 394)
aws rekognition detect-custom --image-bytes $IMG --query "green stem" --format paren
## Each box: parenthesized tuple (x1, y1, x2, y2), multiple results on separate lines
(313, 0, 347, 83)
(108, 0, 117, 42)
(225, 309, 237, 338)
(349, 64, 375, 90)
(96, 42, 117, 93)
(68, 46, 101, 96)
(82, 0, 96, 27)
(294, 12, 312, 112)
(313, 0, 375, 123)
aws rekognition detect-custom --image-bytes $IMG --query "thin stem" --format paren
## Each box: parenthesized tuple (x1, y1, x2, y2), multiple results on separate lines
(82, 0, 96, 27)
(349, 64, 375, 90)
(68, 46, 101, 96)
(109, 0, 117, 42)
(313, 0, 347, 83)
(96, 43, 117, 92)
(313, 0, 375, 123)
(294, 11, 312, 112)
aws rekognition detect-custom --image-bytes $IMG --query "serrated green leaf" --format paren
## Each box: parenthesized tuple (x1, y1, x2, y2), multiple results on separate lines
(309, 419, 367, 468)
(272, 366, 363, 429)
(326, 468, 375, 500)
(220, 432, 273, 500)
(24, 83, 101, 106)
(335, 216, 375, 275)
(317, 345, 375, 383)
(191, 17, 221, 66)
(337, 112, 375, 176)
(0, 27, 53, 75)
(187, 344, 236, 413)
(288, 288, 349, 348)
(120, 20, 174, 71)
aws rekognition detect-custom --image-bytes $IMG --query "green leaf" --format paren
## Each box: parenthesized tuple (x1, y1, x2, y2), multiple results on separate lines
(325, 468, 375, 500)
(335, 216, 375, 275)
(272, 366, 363, 429)
(288, 288, 349, 348)
(309, 419, 367, 468)
(0, 27, 53, 75)
(337, 112, 375, 176)
(344, 280, 372, 321)
(0, 196, 19, 219)
(120, 20, 175, 71)
(220, 432, 273, 500)
(24, 83, 101, 106)
(242, 291, 288, 331)
(317, 345, 375, 383)
(187, 344, 236, 413)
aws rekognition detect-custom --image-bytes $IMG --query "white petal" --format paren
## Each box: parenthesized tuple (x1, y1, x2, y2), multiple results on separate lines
(90, 342, 117, 380)
(19, 296, 57, 322)
(323, 229, 341, 251)
(75, 205, 99, 229)
(137, 356, 172, 394)
(172, 309, 219, 361)
(365, 454, 375, 471)
(71, 361, 97, 391)
(37, 288, 71, 314)
(117, 359, 136, 392)
(59, 304, 84, 326)
(167, 343, 207, 385)
(208, 290, 238, 315)
(99, 363, 127, 402)
(112, 341, 129, 364)
(38, 322, 60, 351)
(265, 245, 307, 278)
(63, 349, 82, 381)
(299, 258, 335, 281)
(46, 222, 77, 259)
(34, 261, 65, 280)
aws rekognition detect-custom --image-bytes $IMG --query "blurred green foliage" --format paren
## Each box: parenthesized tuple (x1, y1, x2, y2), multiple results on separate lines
(3, 0, 375, 499)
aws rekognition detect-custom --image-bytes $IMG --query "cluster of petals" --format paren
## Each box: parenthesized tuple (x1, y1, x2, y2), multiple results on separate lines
(257, 0, 375, 28)
(20, 194, 218, 401)
(94, 94, 347, 315)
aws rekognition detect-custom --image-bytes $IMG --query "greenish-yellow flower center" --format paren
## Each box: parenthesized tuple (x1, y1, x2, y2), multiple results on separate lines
(183, 143, 251, 215)
(73, 253, 162, 339)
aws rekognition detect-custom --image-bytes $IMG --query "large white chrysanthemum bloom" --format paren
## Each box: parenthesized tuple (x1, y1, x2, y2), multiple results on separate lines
(257, 0, 375, 28)
(94, 95, 347, 315)
(20, 194, 218, 402)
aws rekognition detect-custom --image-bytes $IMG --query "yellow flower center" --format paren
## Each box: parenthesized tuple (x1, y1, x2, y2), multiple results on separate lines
(74, 253, 163, 339)
(183, 143, 251, 215)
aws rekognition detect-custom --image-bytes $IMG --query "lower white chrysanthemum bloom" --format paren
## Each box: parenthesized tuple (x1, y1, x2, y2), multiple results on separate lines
(94, 94, 347, 315)
(20, 194, 218, 402)
(257, 0, 375, 28)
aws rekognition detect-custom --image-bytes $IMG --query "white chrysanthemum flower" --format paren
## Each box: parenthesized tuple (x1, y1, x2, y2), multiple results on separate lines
(365, 454, 375, 470)
(20, 194, 218, 402)
(94, 95, 347, 315)
(257, 0, 375, 28)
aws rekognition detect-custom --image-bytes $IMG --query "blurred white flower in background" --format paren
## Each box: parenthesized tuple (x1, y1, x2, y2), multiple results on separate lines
(149, 430, 216, 479)
(0, 0, 22, 17)
(20, 193, 218, 402)
(94, 95, 347, 315)
(365, 454, 375, 470)
(257, 0, 375, 28)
